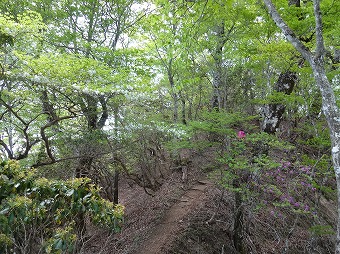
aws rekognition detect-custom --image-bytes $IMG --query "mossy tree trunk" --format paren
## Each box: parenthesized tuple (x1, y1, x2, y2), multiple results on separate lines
(262, 71, 297, 133)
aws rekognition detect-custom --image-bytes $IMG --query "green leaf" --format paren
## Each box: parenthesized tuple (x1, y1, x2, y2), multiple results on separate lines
(0, 208, 9, 215)
(54, 239, 63, 250)
(8, 213, 15, 224)
(82, 193, 92, 201)
(65, 189, 74, 197)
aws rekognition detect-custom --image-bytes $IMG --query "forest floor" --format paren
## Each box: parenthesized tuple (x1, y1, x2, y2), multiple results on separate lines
(82, 168, 219, 254)
(137, 178, 213, 254)
(82, 148, 234, 254)
(82, 148, 336, 254)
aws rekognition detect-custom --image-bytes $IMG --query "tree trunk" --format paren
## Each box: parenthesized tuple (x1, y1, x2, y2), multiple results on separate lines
(113, 104, 120, 205)
(211, 22, 226, 110)
(181, 96, 187, 125)
(168, 58, 179, 122)
(173, 93, 179, 123)
(310, 58, 340, 253)
(76, 94, 108, 178)
(262, 0, 340, 251)
(233, 178, 244, 254)
(113, 170, 119, 204)
(289, 0, 300, 7)
(75, 157, 93, 178)
(188, 100, 193, 120)
(262, 71, 297, 133)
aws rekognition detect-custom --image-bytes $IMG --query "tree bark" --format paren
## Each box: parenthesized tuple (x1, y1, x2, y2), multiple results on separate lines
(168, 58, 179, 122)
(181, 95, 187, 125)
(263, 1, 340, 252)
(211, 22, 226, 110)
(289, 0, 300, 7)
(76, 93, 109, 178)
(113, 103, 120, 205)
(262, 71, 297, 133)
(233, 179, 245, 253)
(113, 170, 119, 204)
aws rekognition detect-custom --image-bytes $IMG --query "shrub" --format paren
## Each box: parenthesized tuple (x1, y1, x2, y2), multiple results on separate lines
(0, 160, 124, 254)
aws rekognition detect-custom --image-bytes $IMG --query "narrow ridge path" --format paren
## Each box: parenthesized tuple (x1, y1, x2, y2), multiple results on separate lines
(138, 179, 213, 254)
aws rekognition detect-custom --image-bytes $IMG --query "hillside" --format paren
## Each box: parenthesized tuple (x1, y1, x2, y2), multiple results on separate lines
(79, 143, 337, 254)
(1, 0, 339, 253)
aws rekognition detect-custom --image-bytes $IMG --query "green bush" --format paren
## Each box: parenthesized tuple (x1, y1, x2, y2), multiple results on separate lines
(0, 160, 124, 254)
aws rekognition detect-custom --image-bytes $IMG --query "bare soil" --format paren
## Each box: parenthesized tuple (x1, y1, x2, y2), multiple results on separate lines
(137, 179, 213, 254)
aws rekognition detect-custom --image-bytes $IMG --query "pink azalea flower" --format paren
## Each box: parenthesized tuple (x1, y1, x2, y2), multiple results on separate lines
(237, 130, 246, 139)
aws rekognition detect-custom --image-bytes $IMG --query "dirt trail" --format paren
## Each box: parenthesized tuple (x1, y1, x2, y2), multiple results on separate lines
(138, 179, 213, 254)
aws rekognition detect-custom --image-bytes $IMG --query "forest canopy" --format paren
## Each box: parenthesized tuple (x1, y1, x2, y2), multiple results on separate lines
(0, 0, 339, 253)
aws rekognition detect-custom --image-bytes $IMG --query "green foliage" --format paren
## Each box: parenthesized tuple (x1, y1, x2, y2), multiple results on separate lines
(218, 132, 287, 193)
(0, 11, 45, 40)
(253, 91, 304, 106)
(309, 225, 335, 236)
(296, 120, 331, 152)
(43, 223, 78, 253)
(190, 110, 258, 135)
(0, 32, 14, 46)
(0, 160, 124, 253)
